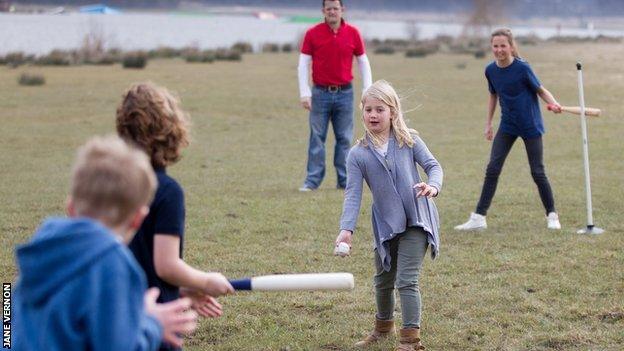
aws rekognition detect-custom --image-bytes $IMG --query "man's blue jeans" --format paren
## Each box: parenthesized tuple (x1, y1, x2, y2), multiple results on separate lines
(304, 85, 354, 189)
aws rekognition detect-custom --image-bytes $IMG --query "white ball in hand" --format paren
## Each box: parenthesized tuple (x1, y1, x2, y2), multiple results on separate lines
(335, 242, 350, 257)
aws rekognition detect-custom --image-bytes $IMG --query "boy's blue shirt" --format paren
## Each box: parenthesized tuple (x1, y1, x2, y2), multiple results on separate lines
(485, 58, 544, 138)
(13, 217, 162, 351)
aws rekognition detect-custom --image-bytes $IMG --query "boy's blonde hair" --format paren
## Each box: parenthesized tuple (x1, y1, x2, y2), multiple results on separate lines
(359, 79, 417, 148)
(116, 82, 190, 168)
(70, 135, 157, 227)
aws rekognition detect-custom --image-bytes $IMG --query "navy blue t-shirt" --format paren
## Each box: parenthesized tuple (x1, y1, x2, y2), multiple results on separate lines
(130, 167, 185, 305)
(485, 58, 544, 138)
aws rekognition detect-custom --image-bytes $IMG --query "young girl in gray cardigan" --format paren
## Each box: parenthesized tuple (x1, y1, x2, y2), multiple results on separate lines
(335, 80, 443, 351)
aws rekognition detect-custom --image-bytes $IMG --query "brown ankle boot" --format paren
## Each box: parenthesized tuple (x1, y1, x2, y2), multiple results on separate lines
(395, 327, 425, 350)
(354, 318, 395, 348)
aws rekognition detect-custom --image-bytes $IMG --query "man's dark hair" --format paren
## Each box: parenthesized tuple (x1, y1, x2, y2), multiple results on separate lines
(322, 0, 343, 7)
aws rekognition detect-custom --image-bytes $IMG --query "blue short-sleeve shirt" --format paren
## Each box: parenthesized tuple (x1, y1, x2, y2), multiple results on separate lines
(485, 58, 544, 138)
(129, 167, 185, 305)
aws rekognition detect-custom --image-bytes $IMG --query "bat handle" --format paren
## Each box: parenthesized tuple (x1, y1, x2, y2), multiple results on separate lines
(229, 278, 252, 291)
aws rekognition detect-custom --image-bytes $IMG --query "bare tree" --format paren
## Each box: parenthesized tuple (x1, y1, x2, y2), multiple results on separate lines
(462, 0, 504, 39)
(405, 20, 420, 42)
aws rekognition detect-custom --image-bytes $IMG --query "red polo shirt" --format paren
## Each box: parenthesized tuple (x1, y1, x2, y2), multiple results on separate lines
(301, 19, 365, 86)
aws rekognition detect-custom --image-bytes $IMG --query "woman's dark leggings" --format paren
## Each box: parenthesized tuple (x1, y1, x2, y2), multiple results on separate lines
(476, 130, 556, 216)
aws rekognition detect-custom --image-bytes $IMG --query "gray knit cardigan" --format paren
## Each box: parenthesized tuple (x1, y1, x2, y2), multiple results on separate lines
(339, 134, 443, 271)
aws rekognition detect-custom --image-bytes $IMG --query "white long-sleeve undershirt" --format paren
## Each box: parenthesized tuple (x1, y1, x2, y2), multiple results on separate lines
(298, 54, 313, 98)
(357, 54, 373, 93)
(298, 53, 373, 99)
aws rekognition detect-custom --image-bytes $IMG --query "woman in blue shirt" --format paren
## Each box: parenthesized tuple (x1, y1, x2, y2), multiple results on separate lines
(455, 28, 563, 231)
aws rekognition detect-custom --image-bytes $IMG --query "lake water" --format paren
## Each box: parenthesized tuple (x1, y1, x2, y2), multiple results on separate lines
(2, 13, 623, 55)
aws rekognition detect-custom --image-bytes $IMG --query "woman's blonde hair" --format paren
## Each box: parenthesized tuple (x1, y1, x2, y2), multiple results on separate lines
(359, 80, 417, 148)
(491, 28, 520, 58)
(116, 82, 190, 168)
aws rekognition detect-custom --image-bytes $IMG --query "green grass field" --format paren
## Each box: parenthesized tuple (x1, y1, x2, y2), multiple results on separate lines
(1, 42, 623, 350)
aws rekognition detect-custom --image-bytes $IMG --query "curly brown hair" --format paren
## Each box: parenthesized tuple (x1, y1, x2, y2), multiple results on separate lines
(116, 82, 190, 168)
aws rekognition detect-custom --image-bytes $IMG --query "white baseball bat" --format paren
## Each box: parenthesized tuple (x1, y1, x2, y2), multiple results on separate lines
(548, 104, 601, 117)
(229, 273, 354, 291)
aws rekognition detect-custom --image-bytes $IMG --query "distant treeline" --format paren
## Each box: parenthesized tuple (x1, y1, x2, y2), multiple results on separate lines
(12, 0, 624, 17)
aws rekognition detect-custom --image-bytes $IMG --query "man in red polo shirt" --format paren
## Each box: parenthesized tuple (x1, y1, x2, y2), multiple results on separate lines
(297, 0, 372, 191)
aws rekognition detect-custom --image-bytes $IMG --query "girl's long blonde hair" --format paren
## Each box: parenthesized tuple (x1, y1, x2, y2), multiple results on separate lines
(358, 79, 417, 148)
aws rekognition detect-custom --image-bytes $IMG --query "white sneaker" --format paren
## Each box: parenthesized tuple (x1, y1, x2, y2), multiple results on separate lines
(546, 212, 561, 230)
(454, 212, 487, 231)
(298, 186, 314, 192)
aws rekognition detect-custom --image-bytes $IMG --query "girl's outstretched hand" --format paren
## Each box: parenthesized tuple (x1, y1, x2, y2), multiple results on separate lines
(335, 230, 352, 250)
(334, 230, 352, 256)
(414, 182, 438, 198)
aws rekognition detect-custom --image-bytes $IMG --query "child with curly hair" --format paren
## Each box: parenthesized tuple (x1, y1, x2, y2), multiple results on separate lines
(116, 82, 234, 351)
